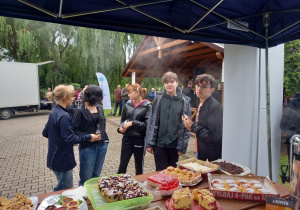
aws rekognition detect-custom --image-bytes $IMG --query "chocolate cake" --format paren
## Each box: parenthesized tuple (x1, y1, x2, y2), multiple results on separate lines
(213, 161, 244, 174)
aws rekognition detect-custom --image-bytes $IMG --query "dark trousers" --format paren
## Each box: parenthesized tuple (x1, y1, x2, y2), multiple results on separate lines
(47, 103, 52, 111)
(153, 146, 179, 171)
(117, 136, 145, 175)
(114, 101, 122, 115)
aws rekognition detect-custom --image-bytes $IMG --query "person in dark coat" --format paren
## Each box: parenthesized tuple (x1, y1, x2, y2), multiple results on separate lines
(73, 85, 109, 186)
(146, 72, 191, 171)
(42, 85, 100, 191)
(280, 92, 300, 165)
(182, 74, 223, 161)
(182, 80, 197, 108)
(212, 83, 223, 105)
(117, 83, 152, 175)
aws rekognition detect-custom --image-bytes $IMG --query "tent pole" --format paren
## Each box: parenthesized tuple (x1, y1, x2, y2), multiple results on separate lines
(264, 12, 272, 180)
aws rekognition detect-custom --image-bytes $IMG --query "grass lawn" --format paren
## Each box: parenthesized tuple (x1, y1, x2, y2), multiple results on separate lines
(278, 155, 290, 188)
(103, 105, 115, 118)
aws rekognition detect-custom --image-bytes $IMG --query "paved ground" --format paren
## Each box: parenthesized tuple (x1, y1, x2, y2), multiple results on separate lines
(0, 111, 196, 199)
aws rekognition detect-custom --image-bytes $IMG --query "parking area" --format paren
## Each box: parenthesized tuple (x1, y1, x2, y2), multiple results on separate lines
(0, 111, 195, 199)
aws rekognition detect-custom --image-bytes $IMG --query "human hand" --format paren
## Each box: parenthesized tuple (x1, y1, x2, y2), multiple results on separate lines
(182, 115, 193, 131)
(146, 147, 153, 154)
(91, 134, 101, 142)
(119, 126, 127, 133)
(124, 121, 132, 128)
(178, 151, 183, 156)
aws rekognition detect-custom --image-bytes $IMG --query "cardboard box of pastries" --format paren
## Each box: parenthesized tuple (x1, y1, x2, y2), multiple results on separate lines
(177, 158, 219, 176)
(208, 174, 280, 201)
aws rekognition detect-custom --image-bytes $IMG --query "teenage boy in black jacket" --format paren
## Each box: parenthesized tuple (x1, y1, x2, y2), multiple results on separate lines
(182, 74, 223, 161)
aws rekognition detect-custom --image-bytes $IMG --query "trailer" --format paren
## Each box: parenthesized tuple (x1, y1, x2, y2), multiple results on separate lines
(0, 61, 52, 120)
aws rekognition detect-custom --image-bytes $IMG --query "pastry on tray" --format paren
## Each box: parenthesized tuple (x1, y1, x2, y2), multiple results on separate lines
(193, 189, 217, 210)
(1, 193, 34, 210)
(171, 187, 192, 209)
(211, 178, 272, 194)
(67, 200, 80, 208)
(45, 205, 58, 210)
(212, 161, 244, 175)
(163, 166, 201, 185)
(62, 197, 73, 206)
(98, 174, 148, 203)
(178, 158, 219, 174)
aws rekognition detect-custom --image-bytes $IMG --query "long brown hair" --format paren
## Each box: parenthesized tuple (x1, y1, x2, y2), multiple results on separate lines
(127, 83, 147, 98)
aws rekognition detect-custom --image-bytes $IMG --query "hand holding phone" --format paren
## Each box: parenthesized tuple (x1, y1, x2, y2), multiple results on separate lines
(183, 114, 188, 120)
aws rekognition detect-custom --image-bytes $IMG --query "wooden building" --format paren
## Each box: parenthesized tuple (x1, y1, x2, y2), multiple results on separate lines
(121, 36, 224, 84)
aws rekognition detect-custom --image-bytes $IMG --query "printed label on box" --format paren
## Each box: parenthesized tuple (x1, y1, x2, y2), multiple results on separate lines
(266, 197, 294, 209)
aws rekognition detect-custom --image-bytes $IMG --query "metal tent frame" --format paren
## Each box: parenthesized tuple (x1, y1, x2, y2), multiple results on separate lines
(3, 0, 300, 179)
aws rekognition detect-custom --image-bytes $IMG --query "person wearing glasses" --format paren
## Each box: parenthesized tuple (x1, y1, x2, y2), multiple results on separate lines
(182, 74, 223, 161)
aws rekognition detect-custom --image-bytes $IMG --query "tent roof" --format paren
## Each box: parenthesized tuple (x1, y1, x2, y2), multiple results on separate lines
(122, 36, 223, 83)
(1, 0, 300, 48)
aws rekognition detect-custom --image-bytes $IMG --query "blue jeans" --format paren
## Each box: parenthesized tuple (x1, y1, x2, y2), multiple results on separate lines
(114, 101, 122, 115)
(53, 169, 73, 191)
(122, 99, 128, 108)
(78, 143, 108, 186)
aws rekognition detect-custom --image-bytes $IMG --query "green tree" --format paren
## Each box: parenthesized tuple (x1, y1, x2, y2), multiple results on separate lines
(284, 40, 300, 97)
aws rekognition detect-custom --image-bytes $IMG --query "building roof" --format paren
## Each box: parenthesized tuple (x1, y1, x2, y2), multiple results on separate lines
(121, 36, 224, 84)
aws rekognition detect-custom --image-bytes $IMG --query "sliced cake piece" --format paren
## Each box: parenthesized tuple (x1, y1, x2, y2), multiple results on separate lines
(171, 187, 192, 209)
(198, 194, 217, 210)
(192, 189, 213, 201)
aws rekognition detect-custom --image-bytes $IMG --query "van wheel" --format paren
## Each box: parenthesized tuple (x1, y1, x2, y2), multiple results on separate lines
(0, 109, 13, 120)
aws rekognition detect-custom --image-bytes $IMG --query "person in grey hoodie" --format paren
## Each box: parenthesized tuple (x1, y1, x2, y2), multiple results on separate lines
(145, 72, 191, 171)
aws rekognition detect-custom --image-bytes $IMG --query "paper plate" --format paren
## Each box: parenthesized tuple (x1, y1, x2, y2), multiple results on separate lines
(37, 194, 88, 210)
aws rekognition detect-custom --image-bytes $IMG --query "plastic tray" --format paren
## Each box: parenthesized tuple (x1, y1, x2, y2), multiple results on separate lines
(84, 174, 153, 210)
(37, 194, 88, 210)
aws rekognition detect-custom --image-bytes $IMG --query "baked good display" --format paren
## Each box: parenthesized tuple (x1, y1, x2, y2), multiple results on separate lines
(163, 166, 201, 185)
(0, 197, 11, 209)
(171, 187, 192, 209)
(210, 176, 275, 195)
(147, 174, 179, 191)
(98, 174, 149, 203)
(178, 158, 219, 174)
(67, 200, 80, 208)
(213, 161, 244, 175)
(45, 205, 58, 210)
(62, 197, 73, 206)
(192, 189, 217, 210)
(181, 162, 211, 172)
(166, 188, 220, 210)
(0, 193, 34, 210)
